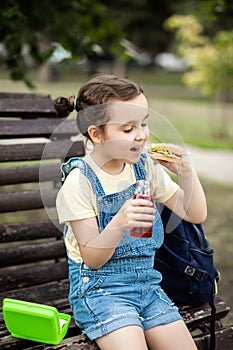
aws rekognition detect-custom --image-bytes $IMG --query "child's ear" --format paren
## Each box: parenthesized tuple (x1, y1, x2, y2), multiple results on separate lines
(87, 125, 103, 144)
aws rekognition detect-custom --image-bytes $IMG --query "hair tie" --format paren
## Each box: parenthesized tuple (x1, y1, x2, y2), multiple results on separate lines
(73, 98, 77, 110)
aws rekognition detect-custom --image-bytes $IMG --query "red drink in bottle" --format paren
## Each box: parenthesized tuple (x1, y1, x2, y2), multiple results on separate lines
(130, 181, 154, 238)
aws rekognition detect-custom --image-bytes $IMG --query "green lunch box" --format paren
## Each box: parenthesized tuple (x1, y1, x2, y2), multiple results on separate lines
(2, 298, 71, 345)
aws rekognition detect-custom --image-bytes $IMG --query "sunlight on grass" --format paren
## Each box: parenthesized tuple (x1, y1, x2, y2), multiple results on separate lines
(0, 68, 232, 150)
(148, 98, 233, 149)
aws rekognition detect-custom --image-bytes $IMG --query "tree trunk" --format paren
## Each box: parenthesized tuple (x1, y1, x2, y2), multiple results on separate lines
(217, 88, 231, 139)
(113, 59, 128, 78)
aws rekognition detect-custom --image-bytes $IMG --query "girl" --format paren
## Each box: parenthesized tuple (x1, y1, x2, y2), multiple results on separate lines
(55, 74, 206, 350)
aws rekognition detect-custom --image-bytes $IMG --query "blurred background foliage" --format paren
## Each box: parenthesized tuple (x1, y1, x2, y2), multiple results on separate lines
(1, 0, 232, 147)
(1, 0, 232, 89)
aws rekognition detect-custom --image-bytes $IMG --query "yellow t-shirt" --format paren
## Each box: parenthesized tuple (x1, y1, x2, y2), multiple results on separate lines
(56, 154, 179, 263)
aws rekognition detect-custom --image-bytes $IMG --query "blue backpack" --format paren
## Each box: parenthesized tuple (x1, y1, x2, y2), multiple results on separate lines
(154, 205, 219, 350)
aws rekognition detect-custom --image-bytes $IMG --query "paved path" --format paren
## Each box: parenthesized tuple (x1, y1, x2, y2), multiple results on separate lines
(188, 146, 233, 186)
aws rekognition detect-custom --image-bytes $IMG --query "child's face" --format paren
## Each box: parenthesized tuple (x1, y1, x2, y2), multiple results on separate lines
(95, 93, 150, 166)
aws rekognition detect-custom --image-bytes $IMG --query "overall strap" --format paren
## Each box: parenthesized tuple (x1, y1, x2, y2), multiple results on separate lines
(133, 153, 147, 181)
(61, 157, 105, 196)
(61, 154, 148, 198)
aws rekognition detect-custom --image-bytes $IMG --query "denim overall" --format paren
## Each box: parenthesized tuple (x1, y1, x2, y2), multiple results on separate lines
(61, 155, 181, 340)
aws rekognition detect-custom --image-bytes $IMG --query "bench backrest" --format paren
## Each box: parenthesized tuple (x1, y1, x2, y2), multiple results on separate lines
(0, 92, 85, 306)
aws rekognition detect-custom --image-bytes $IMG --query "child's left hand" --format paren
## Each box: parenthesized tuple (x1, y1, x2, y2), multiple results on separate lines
(149, 143, 192, 175)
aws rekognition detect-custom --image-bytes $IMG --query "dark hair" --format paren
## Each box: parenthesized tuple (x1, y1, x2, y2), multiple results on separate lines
(54, 74, 143, 138)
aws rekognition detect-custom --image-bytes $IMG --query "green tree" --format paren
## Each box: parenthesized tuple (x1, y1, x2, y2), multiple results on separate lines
(103, 0, 175, 59)
(0, 0, 122, 87)
(173, 0, 233, 33)
(102, 0, 233, 63)
(165, 14, 233, 138)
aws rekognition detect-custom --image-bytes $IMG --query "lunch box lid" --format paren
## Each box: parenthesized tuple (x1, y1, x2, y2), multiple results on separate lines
(3, 298, 71, 345)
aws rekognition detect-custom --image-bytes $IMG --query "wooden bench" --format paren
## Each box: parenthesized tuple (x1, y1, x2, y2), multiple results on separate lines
(0, 92, 232, 350)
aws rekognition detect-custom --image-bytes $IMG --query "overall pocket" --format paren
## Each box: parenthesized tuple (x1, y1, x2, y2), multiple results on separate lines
(77, 274, 106, 298)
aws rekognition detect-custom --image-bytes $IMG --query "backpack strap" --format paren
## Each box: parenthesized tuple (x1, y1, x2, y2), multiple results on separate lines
(160, 244, 212, 282)
(209, 295, 216, 350)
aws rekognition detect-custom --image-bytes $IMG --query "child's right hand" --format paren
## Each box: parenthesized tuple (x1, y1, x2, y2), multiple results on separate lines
(115, 197, 156, 232)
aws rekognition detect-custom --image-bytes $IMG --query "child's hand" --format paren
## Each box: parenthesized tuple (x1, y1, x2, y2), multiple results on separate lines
(150, 143, 192, 175)
(116, 197, 156, 232)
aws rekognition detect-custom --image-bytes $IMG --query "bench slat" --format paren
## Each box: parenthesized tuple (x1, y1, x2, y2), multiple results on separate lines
(0, 261, 68, 292)
(0, 119, 78, 139)
(0, 189, 58, 212)
(0, 240, 66, 267)
(0, 221, 63, 242)
(0, 93, 56, 118)
(1, 326, 232, 350)
(0, 140, 85, 162)
(0, 280, 69, 306)
(0, 164, 61, 185)
(194, 326, 233, 350)
(0, 333, 99, 350)
(181, 298, 231, 328)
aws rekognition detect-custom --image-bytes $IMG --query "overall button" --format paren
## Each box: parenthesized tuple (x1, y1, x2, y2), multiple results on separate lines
(82, 276, 90, 283)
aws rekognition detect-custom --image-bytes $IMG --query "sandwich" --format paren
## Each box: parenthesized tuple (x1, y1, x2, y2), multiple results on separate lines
(148, 143, 185, 164)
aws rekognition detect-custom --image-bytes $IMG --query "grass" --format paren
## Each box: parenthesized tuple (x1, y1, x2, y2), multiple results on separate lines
(147, 98, 233, 149)
(200, 180, 233, 325)
(1, 65, 232, 149)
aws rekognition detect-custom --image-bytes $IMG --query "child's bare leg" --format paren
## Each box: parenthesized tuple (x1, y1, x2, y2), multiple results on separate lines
(145, 320, 198, 350)
(95, 325, 148, 350)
